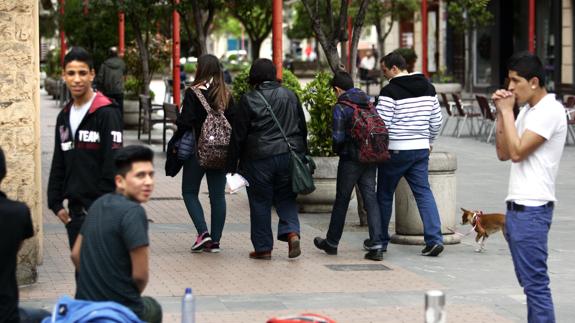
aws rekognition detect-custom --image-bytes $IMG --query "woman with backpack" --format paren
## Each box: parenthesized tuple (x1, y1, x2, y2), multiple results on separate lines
(176, 54, 234, 253)
(226, 59, 309, 260)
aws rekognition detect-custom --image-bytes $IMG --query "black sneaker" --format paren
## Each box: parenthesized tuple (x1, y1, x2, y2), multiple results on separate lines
(364, 249, 384, 261)
(313, 237, 337, 255)
(421, 244, 444, 257)
(363, 239, 387, 252)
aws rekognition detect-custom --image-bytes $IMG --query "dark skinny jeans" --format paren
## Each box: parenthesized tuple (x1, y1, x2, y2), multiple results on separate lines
(181, 155, 227, 242)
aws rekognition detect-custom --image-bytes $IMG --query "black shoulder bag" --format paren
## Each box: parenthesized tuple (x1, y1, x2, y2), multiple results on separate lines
(254, 91, 316, 195)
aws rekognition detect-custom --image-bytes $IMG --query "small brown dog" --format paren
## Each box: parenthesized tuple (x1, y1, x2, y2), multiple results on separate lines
(460, 208, 506, 252)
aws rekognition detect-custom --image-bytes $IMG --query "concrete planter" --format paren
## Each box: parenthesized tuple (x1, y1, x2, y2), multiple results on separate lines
(123, 99, 139, 129)
(391, 151, 460, 245)
(296, 156, 345, 213)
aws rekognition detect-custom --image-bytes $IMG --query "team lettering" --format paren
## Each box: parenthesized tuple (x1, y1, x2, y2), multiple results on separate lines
(111, 131, 123, 143)
(78, 130, 100, 143)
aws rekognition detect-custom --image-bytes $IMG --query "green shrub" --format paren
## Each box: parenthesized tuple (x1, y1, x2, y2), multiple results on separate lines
(431, 67, 455, 83)
(231, 67, 303, 101)
(301, 71, 337, 157)
(124, 75, 141, 100)
(45, 49, 62, 78)
(183, 63, 196, 75)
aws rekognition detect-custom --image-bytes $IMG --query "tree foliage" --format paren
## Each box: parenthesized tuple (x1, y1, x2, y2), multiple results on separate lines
(447, 0, 493, 34)
(177, 0, 224, 57)
(225, 0, 273, 61)
(365, 0, 418, 57)
(300, 0, 371, 76)
(114, 0, 169, 95)
(60, 0, 121, 68)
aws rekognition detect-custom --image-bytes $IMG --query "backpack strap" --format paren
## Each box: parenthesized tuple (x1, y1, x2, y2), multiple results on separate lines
(190, 87, 215, 114)
(254, 90, 294, 151)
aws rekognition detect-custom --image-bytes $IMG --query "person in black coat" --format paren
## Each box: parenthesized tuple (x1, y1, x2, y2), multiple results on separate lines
(227, 58, 308, 260)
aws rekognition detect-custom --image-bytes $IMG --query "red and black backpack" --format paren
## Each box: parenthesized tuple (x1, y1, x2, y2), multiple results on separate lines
(340, 100, 390, 164)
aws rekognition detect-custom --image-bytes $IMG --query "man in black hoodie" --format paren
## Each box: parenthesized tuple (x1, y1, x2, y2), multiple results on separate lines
(48, 47, 123, 249)
(314, 71, 384, 261)
(375, 52, 444, 257)
(95, 47, 126, 115)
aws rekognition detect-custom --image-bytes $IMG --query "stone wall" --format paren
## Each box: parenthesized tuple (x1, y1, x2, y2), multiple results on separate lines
(562, 0, 573, 84)
(0, 0, 41, 284)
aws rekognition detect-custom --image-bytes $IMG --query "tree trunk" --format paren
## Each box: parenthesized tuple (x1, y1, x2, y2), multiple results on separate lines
(349, 0, 371, 81)
(191, 0, 207, 55)
(250, 37, 262, 61)
(131, 18, 150, 96)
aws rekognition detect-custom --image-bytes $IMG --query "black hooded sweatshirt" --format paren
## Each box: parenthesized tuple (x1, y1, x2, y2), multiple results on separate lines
(47, 92, 123, 214)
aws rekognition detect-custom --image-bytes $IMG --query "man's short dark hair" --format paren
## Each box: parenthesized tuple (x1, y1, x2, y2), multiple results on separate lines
(507, 51, 546, 87)
(331, 71, 354, 91)
(248, 58, 277, 86)
(114, 146, 154, 176)
(63, 47, 94, 70)
(0, 147, 6, 183)
(382, 52, 407, 71)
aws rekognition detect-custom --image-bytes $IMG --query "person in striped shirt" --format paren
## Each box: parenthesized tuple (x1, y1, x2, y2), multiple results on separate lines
(375, 52, 444, 256)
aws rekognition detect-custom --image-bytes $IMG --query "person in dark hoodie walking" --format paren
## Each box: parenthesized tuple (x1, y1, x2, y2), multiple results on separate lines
(95, 47, 126, 115)
(48, 47, 123, 249)
(375, 52, 444, 256)
(314, 71, 384, 261)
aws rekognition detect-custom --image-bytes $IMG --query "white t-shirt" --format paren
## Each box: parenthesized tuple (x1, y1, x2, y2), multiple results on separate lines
(70, 93, 96, 140)
(506, 94, 567, 204)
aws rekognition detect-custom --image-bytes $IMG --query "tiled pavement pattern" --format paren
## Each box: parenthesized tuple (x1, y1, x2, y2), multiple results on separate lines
(20, 92, 575, 322)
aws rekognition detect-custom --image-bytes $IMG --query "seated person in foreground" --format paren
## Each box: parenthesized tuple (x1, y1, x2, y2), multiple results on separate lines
(0, 147, 50, 323)
(71, 145, 162, 323)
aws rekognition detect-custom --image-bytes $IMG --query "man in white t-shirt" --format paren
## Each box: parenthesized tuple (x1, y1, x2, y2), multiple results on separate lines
(492, 52, 567, 323)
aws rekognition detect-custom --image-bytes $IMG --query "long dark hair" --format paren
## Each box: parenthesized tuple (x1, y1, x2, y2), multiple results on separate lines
(191, 54, 230, 110)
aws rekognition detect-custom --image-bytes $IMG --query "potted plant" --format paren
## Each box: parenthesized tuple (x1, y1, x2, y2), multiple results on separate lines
(122, 75, 141, 129)
(431, 67, 462, 94)
(296, 71, 340, 213)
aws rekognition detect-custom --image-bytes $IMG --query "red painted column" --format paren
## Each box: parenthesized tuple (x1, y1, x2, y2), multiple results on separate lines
(83, 0, 89, 16)
(528, 0, 535, 53)
(421, 0, 428, 77)
(172, 0, 181, 104)
(272, 0, 283, 80)
(59, 0, 66, 66)
(118, 12, 125, 57)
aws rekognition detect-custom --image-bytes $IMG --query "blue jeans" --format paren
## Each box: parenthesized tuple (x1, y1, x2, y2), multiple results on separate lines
(243, 153, 300, 252)
(182, 156, 227, 242)
(505, 204, 555, 323)
(377, 149, 443, 247)
(326, 158, 382, 248)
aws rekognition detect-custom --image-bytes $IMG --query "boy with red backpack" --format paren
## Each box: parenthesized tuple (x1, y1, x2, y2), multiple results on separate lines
(314, 71, 388, 261)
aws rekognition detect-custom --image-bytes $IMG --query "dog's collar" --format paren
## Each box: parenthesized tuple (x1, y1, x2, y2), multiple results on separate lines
(472, 211, 484, 231)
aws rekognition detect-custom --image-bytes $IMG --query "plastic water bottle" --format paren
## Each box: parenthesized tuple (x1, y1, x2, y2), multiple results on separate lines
(181, 288, 195, 323)
(425, 290, 446, 323)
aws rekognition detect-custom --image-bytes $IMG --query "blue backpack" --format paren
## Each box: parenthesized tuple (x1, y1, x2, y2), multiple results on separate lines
(42, 296, 143, 323)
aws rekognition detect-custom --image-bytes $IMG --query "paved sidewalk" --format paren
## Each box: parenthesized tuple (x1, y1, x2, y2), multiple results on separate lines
(21, 92, 575, 322)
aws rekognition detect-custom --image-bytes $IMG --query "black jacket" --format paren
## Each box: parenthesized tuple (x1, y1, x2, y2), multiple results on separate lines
(175, 86, 235, 140)
(95, 57, 126, 95)
(227, 81, 308, 173)
(47, 92, 123, 214)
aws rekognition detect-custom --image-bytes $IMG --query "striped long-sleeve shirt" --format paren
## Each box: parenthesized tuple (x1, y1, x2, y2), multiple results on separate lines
(375, 73, 442, 150)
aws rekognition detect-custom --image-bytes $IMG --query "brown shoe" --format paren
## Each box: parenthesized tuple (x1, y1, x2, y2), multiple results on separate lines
(249, 250, 272, 260)
(288, 232, 301, 258)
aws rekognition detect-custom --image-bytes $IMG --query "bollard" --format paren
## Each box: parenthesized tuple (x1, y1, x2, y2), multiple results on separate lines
(425, 290, 446, 323)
